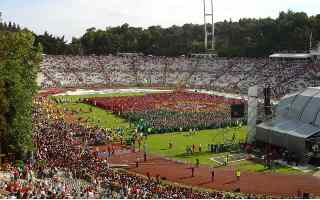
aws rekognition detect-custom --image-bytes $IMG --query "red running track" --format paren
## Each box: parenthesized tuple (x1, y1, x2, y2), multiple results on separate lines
(107, 151, 320, 197)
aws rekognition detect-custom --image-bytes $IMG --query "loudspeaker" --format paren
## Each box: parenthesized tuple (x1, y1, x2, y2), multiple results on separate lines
(231, 104, 245, 118)
(264, 87, 272, 115)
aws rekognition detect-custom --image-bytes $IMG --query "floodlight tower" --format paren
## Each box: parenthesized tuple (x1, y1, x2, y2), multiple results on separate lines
(309, 32, 313, 51)
(203, 0, 215, 51)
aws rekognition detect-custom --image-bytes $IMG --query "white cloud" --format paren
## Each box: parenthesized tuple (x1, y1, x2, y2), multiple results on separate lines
(2, 0, 320, 41)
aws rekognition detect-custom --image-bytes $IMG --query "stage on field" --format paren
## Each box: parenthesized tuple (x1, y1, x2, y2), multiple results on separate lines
(210, 153, 247, 165)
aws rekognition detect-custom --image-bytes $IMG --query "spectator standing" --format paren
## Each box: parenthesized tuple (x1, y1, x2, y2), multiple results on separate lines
(196, 158, 200, 168)
(211, 169, 215, 182)
(191, 167, 195, 177)
(236, 170, 241, 181)
(144, 152, 147, 162)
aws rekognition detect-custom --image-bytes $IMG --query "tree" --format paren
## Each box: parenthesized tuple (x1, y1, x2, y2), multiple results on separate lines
(0, 80, 8, 156)
(19, 10, 320, 57)
(69, 37, 82, 55)
(36, 31, 68, 55)
(0, 30, 42, 158)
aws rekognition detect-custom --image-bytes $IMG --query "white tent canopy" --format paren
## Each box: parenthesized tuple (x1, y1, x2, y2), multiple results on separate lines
(269, 53, 313, 59)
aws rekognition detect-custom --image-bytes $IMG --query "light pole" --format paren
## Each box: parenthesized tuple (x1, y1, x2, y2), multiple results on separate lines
(203, 0, 215, 51)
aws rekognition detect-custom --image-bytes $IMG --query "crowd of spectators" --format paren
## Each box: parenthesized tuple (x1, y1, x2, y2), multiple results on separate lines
(0, 97, 272, 199)
(86, 91, 245, 133)
(39, 55, 320, 99)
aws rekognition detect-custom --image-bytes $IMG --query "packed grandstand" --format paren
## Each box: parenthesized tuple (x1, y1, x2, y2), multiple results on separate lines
(39, 55, 320, 99)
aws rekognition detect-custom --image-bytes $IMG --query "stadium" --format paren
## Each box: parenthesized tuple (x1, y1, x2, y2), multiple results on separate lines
(1, 0, 320, 199)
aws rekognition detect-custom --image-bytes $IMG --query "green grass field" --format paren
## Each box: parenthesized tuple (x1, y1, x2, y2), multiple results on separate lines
(57, 103, 131, 129)
(144, 129, 303, 174)
(51, 92, 307, 174)
(52, 93, 143, 129)
(145, 127, 246, 165)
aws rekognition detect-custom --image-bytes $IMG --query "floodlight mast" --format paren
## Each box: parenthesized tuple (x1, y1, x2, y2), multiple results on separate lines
(203, 0, 207, 50)
(203, 0, 215, 51)
(309, 32, 313, 51)
(211, 0, 215, 50)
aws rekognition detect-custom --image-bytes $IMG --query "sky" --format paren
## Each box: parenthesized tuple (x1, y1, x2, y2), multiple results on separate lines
(1, 0, 320, 41)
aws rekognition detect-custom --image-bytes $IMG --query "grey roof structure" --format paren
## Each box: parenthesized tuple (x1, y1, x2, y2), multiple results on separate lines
(258, 87, 320, 140)
(258, 117, 320, 139)
(269, 53, 313, 59)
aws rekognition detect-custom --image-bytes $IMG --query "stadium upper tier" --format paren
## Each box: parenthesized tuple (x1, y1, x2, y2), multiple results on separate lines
(39, 55, 320, 98)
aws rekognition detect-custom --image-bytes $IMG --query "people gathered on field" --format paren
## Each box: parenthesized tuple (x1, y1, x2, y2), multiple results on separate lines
(40, 55, 320, 99)
(85, 91, 246, 133)
(0, 97, 269, 199)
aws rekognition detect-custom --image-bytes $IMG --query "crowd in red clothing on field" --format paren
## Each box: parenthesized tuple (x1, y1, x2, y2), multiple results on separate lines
(84, 91, 246, 133)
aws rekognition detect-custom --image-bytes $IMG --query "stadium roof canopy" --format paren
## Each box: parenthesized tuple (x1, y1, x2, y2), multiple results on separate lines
(190, 53, 217, 58)
(269, 53, 313, 59)
(256, 87, 320, 159)
(310, 50, 320, 56)
(117, 53, 143, 56)
(258, 117, 320, 139)
(261, 87, 320, 138)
